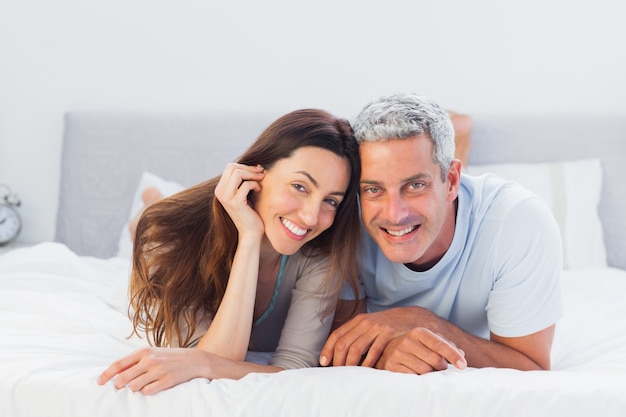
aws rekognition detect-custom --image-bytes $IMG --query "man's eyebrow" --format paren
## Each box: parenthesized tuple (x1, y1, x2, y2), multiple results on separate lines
(297, 171, 346, 196)
(360, 179, 382, 186)
(360, 173, 431, 186)
(403, 173, 432, 182)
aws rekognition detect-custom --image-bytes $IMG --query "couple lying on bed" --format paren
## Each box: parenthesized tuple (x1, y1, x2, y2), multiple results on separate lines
(98, 93, 563, 395)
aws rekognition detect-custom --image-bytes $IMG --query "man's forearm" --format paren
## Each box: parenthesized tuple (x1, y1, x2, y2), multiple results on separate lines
(425, 311, 554, 370)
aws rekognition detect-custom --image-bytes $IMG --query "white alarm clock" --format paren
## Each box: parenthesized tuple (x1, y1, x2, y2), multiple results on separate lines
(0, 185, 22, 246)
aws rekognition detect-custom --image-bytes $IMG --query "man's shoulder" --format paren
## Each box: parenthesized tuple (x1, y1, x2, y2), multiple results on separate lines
(460, 173, 560, 253)
(461, 171, 534, 197)
(460, 173, 544, 219)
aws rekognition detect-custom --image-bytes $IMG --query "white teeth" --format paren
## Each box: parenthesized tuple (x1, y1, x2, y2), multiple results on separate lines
(282, 218, 307, 236)
(385, 226, 417, 237)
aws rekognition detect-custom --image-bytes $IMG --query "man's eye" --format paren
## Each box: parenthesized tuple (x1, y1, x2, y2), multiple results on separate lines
(409, 182, 425, 190)
(362, 187, 379, 194)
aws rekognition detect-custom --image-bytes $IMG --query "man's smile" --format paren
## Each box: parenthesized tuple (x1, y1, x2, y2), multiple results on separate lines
(383, 225, 419, 237)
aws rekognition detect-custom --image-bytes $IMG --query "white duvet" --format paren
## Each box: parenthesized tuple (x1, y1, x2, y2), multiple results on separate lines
(1, 243, 625, 417)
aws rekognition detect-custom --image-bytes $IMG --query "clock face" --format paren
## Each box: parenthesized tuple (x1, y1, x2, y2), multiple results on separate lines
(0, 204, 21, 244)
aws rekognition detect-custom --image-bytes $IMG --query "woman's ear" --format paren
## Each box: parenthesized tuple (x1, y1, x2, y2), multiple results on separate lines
(246, 164, 265, 207)
(247, 188, 259, 208)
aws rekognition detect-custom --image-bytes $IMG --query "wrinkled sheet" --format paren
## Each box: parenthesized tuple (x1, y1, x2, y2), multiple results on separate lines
(1, 243, 625, 417)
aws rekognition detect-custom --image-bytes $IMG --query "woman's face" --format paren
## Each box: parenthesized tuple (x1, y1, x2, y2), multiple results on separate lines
(252, 146, 351, 255)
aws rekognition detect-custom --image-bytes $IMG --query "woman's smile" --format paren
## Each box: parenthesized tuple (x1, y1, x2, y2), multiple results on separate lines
(281, 217, 308, 239)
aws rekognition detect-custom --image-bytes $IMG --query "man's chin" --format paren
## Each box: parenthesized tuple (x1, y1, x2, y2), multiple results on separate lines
(376, 242, 421, 264)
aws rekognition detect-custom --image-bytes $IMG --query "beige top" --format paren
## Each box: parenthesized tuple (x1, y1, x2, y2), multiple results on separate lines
(187, 251, 336, 369)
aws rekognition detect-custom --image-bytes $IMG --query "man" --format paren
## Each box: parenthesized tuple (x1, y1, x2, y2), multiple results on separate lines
(320, 92, 563, 374)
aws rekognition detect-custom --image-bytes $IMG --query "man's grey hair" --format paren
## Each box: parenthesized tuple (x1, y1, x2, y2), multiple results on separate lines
(352, 92, 455, 181)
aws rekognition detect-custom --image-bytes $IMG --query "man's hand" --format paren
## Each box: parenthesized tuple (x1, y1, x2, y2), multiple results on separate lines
(375, 328, 466, 374)
(321, 305, 555, 374)
(319, 307, 465, 372)
(320, 310, 409, 367)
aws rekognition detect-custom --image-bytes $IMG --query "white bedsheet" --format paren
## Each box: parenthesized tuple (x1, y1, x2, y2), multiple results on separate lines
(1, 243, 625, 417)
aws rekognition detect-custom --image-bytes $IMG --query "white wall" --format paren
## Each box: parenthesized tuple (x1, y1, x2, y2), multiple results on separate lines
(1, 0, 625, 244)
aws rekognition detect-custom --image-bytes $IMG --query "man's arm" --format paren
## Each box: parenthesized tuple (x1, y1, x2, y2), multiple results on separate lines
(320, 306, 555, 373)
(376, 308, 555, 372)
(320, 307, 467, 371)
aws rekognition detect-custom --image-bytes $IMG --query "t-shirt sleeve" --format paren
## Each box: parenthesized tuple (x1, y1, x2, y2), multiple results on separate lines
(486, 196, 564, 338)
(269, 256, 335, 369)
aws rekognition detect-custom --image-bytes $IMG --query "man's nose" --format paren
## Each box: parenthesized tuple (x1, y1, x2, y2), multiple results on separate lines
(383, 191, 410, 223)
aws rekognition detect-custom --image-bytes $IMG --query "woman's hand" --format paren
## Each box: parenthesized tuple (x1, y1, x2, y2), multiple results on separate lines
(97, 347, 208, 395)
(98, 347, 284, 394)
(214, 163, 265, 240)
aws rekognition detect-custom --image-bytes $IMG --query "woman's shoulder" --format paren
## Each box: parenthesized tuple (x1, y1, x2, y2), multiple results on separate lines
(283, 250, 331, 286)
(287, 250, 330, 270)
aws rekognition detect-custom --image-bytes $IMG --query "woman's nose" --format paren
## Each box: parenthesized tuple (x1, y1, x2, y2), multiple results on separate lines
(300, 200, 321, 227)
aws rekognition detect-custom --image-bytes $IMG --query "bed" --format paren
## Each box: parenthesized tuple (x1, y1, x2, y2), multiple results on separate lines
(1, 111, 625, 416)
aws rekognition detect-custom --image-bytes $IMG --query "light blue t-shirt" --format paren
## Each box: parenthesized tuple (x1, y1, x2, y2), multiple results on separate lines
(351, 173, 564, 339)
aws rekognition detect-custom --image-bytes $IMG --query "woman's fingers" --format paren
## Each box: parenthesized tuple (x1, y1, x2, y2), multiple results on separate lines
(98, 347, 203, 395)
(216, 163, 264, 199)
(214, 164, 265, 237)
(97, 350, 141, 386)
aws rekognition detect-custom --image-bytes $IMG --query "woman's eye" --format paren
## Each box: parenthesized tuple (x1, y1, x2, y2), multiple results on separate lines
(292, 183, 307, 193)
(325, 198, 339, 208)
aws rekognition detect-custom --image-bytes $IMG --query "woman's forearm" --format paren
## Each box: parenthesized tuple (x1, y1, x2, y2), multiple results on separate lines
(199, 349, 285, 380)
(197, 236, 261, 360)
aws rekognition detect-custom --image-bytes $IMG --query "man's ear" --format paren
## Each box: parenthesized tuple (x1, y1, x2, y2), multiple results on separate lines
(446, 159, 462, 202)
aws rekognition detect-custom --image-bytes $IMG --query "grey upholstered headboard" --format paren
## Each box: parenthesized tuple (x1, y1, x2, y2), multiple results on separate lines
(468, 114, 626, 270)
(55, 111, 279, 258)
(55, 112, 626, 270)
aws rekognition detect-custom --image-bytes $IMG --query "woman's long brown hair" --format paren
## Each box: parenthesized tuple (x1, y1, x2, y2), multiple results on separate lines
(129, 109, 361, 347)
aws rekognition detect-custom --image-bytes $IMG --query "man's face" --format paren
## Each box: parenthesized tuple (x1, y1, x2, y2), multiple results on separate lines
(358, 135, 460, 270)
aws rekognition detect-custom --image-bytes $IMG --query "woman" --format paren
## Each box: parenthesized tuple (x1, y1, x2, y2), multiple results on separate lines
(97, 109, 361, 394)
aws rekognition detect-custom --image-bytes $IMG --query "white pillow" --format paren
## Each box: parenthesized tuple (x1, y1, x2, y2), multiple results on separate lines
(466, 158, 607, 270)
(116, 172, 185, 259)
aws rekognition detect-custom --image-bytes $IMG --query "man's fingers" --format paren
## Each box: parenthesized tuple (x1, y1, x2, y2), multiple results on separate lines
(386, 362, 433, 375)
(412, 328, 466, 369)
(323, 331, 362, 366)
(376, 351, 438, 375)
(320, 315, 364, 366)
(416, 329, 467, 369)
(319, 328, 341, 366)
(374, 328, 467, 375)
(343, 331, 380, 366)
(359, 332, 392, 367)
(321, 312, 415, 367)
